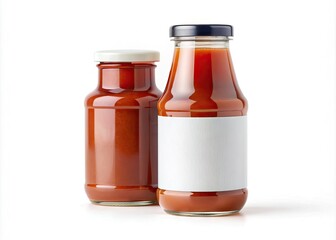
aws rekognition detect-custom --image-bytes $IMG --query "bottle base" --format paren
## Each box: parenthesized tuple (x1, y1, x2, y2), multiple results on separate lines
(91, 200, 157, 206)
(164, 209, 239, 217)
(157, 188, 248, 215)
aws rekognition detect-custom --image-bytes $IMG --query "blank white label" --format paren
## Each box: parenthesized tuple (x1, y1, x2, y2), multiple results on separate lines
(158, 116, 247, 192)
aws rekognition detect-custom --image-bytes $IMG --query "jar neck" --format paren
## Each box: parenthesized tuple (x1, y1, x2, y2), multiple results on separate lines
(173, 36, 230, 48)
(97, 63, 157, 91)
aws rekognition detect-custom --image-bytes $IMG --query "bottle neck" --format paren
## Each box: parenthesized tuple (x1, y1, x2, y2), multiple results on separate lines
(173, 36, 230, 48)
(97, 63, 157, 91)
(167, 37, 238, 100)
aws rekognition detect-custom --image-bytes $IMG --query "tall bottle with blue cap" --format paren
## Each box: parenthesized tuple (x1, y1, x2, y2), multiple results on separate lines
(157, 25, 248, 216)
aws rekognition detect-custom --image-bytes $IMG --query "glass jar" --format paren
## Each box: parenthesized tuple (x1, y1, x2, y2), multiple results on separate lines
(85, 50, 162, 206)
(157, 25, 248, 216)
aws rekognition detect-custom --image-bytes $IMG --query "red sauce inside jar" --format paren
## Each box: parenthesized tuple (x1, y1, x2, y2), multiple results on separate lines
(85, 61, 161, 205)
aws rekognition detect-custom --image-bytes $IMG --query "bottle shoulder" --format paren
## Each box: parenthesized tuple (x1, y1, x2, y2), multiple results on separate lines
(85, 88, 162, 108)
(158, 95, 248, 117)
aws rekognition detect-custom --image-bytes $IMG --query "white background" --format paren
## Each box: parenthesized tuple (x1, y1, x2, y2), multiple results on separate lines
(0, 0, 335, 239)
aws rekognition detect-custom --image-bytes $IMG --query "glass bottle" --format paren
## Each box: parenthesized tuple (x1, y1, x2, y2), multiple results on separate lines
(85, 50, 162, 206)
(157, 25, 248, 216)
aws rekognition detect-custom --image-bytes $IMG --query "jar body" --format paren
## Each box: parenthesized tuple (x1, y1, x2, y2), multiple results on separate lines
(85, 63, 161, 206)
(157, 38, 248, 215)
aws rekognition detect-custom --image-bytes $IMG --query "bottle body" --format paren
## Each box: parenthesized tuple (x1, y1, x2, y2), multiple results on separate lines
(158, 35, 248, 215)
(85, 60, 161, 206)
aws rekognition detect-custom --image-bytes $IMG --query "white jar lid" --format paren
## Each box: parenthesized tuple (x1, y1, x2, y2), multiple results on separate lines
(94, 50, 160, 62)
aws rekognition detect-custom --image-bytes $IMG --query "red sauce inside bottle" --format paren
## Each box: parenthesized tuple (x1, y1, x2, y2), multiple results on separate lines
(157, 47, 248, 214)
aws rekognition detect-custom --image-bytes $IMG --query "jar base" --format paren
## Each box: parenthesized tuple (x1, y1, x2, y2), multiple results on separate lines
(164, 209, 239, 217)
(91, 200, 157, 207)
(85, 184, 157, 205)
